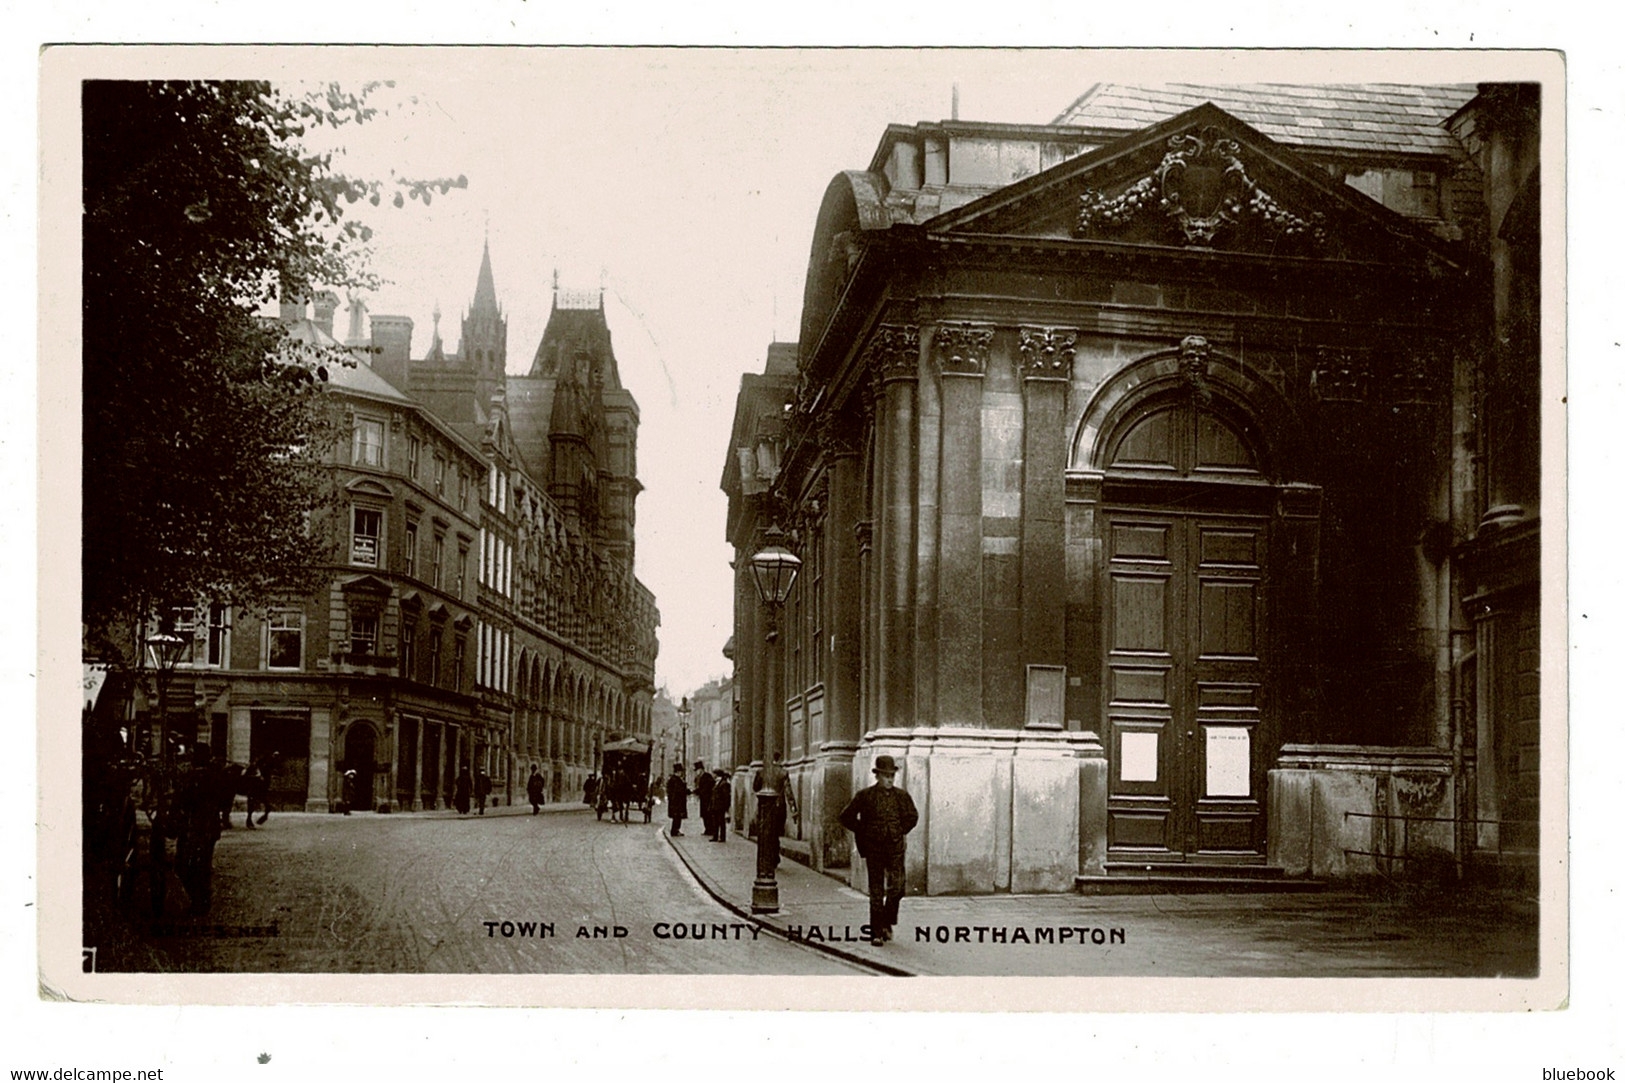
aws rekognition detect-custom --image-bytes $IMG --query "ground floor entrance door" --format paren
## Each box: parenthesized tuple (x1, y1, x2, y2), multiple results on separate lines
(345, 723, 377, 810)
(251, 713, 311, 811)
(1103, 506, 1272, 861)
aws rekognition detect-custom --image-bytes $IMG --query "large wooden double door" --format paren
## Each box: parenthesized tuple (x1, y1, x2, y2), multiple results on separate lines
(1103, 507, 1272, 860)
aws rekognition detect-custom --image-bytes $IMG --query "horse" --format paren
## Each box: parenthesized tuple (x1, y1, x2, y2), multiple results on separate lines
(217, 757, 274, 829)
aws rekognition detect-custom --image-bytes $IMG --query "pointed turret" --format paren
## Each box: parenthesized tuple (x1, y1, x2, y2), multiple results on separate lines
(471, 237, 500, 315)
(461, 238, 508, 414)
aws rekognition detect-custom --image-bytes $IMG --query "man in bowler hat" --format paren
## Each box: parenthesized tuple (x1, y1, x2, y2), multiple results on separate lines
(838, 755, 918, 946)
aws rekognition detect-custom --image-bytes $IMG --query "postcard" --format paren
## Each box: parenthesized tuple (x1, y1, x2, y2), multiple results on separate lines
(38, 44, 1567, 1015)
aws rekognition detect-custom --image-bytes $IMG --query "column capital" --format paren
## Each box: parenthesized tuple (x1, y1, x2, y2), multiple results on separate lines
(864, 323, 921, 384)
(1017, 326, 1078, 380)
(931, 321, 995, 377)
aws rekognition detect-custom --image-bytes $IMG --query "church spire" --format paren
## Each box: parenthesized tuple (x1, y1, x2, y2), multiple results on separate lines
(471, 237, 499, 314)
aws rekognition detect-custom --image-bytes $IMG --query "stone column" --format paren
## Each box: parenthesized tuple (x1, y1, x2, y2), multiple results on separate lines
(736, 558, 761, 769)
(1274, 484, 1324, 746)
(306, 708, 331, 812)
(1019, 327, 1074, 674)
(437, 723, 450, 806)
(913, 334, 942, 730)
(871, 324, 919, 731)
(813, 417, 862, 868)
(410, 716, 423, 811)
(933, 321, 993, 728)
(228, 706, 253, 766)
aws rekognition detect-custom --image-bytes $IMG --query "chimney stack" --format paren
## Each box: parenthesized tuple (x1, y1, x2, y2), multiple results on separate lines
(369, 315, 414, 390)
(313, 290, 340, 338)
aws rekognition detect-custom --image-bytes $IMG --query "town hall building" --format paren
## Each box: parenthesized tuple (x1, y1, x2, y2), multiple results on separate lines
(722, 83, 1541, 894)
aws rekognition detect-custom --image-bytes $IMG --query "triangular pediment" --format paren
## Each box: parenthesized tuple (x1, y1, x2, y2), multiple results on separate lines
(931, 103, 1457, 266)
(339, 574, 392, 598)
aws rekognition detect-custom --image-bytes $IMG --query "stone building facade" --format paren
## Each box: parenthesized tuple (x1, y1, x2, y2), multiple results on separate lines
(161, 246, 659, 811)
(722, 83, 1543, 893)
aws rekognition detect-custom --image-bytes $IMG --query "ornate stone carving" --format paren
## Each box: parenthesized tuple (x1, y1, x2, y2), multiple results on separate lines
(1159, 127, 1251, 245)
(1308, 345, 1443, 407)
(1309, 346, 1373, 403)
(1074, 175, 1158, 235)
(1072, 125, 1327, 250)
(864, 323, 920, 383)
(1017, 326, 1078, 379)
(1177, 335, 1214, 404)
(932, 322, 995, 376)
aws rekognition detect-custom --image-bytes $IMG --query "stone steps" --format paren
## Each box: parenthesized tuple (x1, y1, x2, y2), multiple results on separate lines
(1077, 861, 1327, 895)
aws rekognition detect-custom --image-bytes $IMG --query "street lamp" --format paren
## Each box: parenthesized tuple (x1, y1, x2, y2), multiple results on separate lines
(677, 694, 692, 773)
(145, 628, 188, 763)
(747, 527, 801, 913)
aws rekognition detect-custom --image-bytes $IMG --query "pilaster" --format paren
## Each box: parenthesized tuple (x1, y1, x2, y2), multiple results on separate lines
(869, 325, 919, 731)
(932, 321, 993, 729)
(1019, 327, 1075, 672)
(305, 707, 332, 812)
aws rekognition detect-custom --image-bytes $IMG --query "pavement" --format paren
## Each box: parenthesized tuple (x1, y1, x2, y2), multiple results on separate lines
(663, 818, 1542, 978)
(87, 801, 859, 975)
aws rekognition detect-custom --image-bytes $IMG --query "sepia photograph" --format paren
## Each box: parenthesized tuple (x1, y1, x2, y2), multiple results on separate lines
(37, 43, 1568, 1018)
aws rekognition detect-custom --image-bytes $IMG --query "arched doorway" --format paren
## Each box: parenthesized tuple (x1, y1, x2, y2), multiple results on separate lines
(1077, 343, 1315, 865)
(344, 722, 378, 812)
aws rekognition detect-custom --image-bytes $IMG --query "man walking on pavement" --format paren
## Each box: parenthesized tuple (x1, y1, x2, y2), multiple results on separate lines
(665, 764, 689, 837)
(838, 755, 918, 947)
(527, 765, 546, 814)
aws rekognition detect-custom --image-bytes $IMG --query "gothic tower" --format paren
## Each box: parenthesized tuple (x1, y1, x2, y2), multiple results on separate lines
(461, 238, 508, 413)
(525, 280, 641, 567)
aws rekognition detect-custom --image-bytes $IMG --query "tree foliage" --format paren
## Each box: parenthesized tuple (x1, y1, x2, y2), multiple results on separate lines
(81, 80, 465, 653)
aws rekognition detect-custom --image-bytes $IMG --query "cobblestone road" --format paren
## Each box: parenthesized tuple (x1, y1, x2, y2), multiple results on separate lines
(90, 808, 860, 975)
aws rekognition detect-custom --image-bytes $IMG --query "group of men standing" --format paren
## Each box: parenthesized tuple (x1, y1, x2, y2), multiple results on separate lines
(662, 753, 918, 948)
(663, 760, 732, 840)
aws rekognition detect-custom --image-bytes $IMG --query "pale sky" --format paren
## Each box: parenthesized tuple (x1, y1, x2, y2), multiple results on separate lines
(310, 48, 1124, 699)
(299, 47, 1531, 699)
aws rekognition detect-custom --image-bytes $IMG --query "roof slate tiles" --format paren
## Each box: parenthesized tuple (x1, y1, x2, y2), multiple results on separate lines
(1055, 82, 1476, 157)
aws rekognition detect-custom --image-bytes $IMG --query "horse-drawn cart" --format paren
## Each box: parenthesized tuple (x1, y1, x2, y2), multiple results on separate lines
(596, 738, 653, 823)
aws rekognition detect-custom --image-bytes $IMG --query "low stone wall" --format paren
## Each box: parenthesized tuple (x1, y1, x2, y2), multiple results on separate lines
(841, 727, 1105, 895)
(1268, 744, 1457, 881)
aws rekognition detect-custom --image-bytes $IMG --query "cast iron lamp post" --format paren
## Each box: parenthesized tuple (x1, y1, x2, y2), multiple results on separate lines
(748, 528, 801, 913)
(145, 628, 188, 764)
(677, 696, 692, 775)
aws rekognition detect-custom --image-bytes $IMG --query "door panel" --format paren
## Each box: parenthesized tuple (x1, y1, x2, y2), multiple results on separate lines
(1105, 509, 1270, 860)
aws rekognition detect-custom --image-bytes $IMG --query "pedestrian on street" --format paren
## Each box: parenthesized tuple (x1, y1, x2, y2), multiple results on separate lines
(692, 760, 714, 839)
(243, 758, 271, 829)
(527, 765, 546, 814)
(454, 767, 473, 816)
(340, 768, 358, 815)
(838, 754, 918, 947)
(708, 770, 730, 843)
(583, 773, 598, 807)
(752, 755, 799, 868)
(475, 767, 492, 815)
(175, 746, 225, 916)
(665, 765, 689, 837)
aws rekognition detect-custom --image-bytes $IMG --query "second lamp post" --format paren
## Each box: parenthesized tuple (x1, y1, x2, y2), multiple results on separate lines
(747, 528, 801, 914)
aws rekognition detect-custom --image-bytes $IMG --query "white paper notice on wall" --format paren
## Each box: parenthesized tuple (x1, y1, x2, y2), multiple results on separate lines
(1206, 726, 1251, 796)
(1120, 731, 1159, 782)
